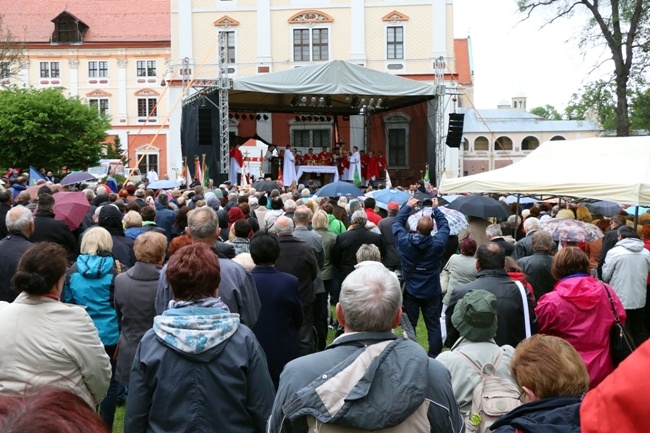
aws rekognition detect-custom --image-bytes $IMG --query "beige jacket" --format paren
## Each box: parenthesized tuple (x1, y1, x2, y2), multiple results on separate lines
(0, 292, 111, 406)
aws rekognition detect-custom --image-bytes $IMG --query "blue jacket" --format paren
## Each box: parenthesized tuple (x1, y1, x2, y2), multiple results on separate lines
(490, 395, 582, 433)
(125, 304, 275, 433)
(392, 205, 449, 299)
(154, 203, 177, 241)
(63, 254, 120, 346)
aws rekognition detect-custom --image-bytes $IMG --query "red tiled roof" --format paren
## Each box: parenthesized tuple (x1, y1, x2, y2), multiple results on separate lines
(1, 0, 170, 43)
(454, 38, 472, 85)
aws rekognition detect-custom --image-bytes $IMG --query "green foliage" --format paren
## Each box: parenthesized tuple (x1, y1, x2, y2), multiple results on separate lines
(529, 105, 562, 120)
(630, 87, 650, 131)
(565, 80, 617, 130)
(104, 136, 126, 161)
(0, 87, 111, 170)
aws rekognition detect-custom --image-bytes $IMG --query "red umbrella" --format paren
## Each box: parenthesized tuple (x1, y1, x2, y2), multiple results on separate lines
(53, 191, 90, 231)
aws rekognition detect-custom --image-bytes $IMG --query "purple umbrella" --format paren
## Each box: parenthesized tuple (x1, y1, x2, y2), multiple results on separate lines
(53, 191, 90, 231)
(60, 171, 97, 186)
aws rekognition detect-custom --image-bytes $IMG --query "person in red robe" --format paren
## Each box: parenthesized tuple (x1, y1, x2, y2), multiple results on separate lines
(377, 150, 387, 179)
(360, 150, 369, 181)
(302, 148, 317, 165)
(366, 150, 380, 184)
(228, 144, 244, 185)
(317, 147, 333, 165)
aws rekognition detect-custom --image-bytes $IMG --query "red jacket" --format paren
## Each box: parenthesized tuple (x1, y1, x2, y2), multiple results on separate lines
(535, 275, 626, 388)
(364, 208, 382, 226)
(581, 339, 650, 433)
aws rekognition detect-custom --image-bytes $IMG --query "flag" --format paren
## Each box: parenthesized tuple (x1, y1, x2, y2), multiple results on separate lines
(194, 156, 202, 184)
(202, 154, 210, 188)
(353, 165, 361, 187)
(29, 166, 47, 186)
(385, 170, 393, 188)
(423, 163, 430, 185)
(182, 157, 191, 186)
(278, 166, 283, 184)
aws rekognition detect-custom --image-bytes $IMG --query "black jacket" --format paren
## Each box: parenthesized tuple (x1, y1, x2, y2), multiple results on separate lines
(597, 224, 625, 278)
(0, 203, 11, 238)
(274, 235, 318, 307)
(445, 268, 538, 348)
(491, 396, 582, 433)
(377, 216, 401, 269)
(30, 209, 77, 256)
(331, 226, 383, 280)
(0, 232, 32, 302)
(517, 252, 556, 300)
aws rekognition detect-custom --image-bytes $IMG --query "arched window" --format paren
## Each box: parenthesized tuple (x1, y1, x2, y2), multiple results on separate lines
(521, 136, 540, 151)
(474, 136, 489, 151)
(494, 136, 513, 151)
(550, 135, 566, 141)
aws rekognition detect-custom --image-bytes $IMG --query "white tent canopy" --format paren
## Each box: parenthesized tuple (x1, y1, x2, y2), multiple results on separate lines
(439, 136, 650, 205)
(229, 60, 436, 115)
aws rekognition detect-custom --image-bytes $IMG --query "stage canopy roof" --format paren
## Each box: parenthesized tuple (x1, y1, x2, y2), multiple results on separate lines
(439, 136, 650, 205)
(227, 60, 437, 115)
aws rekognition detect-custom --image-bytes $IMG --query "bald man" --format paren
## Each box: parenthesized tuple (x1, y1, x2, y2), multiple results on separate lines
(392, 197, 450, 357)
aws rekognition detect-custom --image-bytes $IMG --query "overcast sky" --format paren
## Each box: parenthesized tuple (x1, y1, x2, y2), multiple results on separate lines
(452, 0, 611, 111)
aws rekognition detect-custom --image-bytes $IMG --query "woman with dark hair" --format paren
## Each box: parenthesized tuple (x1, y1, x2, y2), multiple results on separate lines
(0, 388, 110, 433)
(170, 205, 191, 239)
(0, 243, 111, 407)
(535, 247, 625, 388)
(125, 243, 274, 433)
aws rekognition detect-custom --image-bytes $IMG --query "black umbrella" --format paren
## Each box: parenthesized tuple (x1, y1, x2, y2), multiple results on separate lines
(585, 200, 622, 217)
(252, 180, 281, 194)
(447, 195, 512, 220)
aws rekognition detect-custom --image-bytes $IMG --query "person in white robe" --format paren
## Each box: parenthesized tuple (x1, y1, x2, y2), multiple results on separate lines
(348, 146, 362, 184)
(283, 145, 298, 187)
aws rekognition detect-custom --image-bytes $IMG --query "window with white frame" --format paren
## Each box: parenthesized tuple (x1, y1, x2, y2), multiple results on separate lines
(219, 31, 236, 63)
(293, 28, 329, 62)
(88, 61, 108, 78)
(137, 98, 157, 117)
(136, 147, 159, 174)
(40, 61, 60, 78)
(291, 125, 331, 148)
(136, 60, 157, 77)
(385, 113, 410, 168)
(89, 98, 109, 115)
(0, 62, 9, 79)
(387, 26, 404, 60)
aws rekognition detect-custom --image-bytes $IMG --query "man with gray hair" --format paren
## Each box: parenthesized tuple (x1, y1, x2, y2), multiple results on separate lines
(486, 223, 515, 256)
(268, 265, 463, 433)
(512, 217, 542, 260)
(272, 215, 319, 354)
(332, 209, 383, 282)
(0, 206, 34, 302)
(517, 230, 557, 300)
(154, 206, 260, 328)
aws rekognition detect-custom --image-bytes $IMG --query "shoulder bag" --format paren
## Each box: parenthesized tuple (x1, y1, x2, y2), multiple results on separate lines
(601, 282, 635, 366)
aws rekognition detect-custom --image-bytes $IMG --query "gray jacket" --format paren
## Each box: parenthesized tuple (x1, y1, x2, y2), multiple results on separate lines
(292, 226, 325, 295)
(268, 332, 463, 433)
(602, 237, 650, 309)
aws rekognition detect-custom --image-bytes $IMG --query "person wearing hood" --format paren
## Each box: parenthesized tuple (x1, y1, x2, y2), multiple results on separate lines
(392, 196, 449, 357)
(536, 247, 625, 388)
(268, 265, 463, 433)
(125, 243, 274, 433)
(63, 226, 122, 429)
(30, 193, 77, 259)
(490, 335, 589, 433)
(96, 204, 136, 267)
(602, 225, 650, 346)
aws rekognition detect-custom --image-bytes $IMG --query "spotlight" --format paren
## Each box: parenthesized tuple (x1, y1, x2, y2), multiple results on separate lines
(351, 96, 359, 107)
(256, 114, 261, 121)
(360, 97, 367, 106)
(325, 96, 332, 106)
(300, 96, 307, 106)
(234, 113, 240, 119)
(241, 114, 248, 120)
(377, 98, 383, 108)
(326, 116, 332, 122)
(263, 114, 269, 121)
(307, 116, 313, 121)
(301, 116, 307, 121)
(320, 116, 326, 122)
(290, 96, 299, 106)
(295, 116, 300, 122)
(228, 113, 233, 119)
(318, 97, 325, 107)
(310, 97, 317, 107)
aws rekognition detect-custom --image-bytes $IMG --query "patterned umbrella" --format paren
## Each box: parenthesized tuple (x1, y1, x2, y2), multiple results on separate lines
(540, 218, 604, 243)
(407, 207, 469, 236)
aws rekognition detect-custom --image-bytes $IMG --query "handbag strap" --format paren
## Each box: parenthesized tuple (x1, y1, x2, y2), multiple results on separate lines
(600, 282, 622, 324)
(514, 281, 532, 338)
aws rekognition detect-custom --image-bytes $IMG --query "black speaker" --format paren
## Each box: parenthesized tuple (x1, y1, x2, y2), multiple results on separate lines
(445, 113, 465, 148)
(198, 108, 213, 146)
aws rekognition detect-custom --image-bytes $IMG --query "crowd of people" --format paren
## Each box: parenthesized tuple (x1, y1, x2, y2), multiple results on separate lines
(0, 170, 649, 432)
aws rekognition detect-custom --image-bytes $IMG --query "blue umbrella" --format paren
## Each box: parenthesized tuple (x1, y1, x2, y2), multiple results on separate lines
(371, 188, 411, 206)
(316, 181, 364, 198)
(586, 201, 622, 217)
(504, 195, 538, 205)
(626, 206, 650, 215)
(60, 171, 97, 186)
(148, 179, 180, 189)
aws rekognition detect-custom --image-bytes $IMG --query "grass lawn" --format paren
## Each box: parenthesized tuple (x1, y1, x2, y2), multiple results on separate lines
(111, 311, 431, 432)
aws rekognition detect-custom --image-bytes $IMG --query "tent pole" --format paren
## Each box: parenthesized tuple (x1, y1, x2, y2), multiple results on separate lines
(514, 194, 521, 239)
(635, 206, 640, 230)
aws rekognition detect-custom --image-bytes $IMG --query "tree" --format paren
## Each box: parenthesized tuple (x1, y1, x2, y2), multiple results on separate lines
(630, 87, 650, 131)
(0, 15, 25, 80)
(517, 0, 650, 136)
(529, 104, 562, 120)
(0, 87, 111, 170)
(565, 80, 617, 130)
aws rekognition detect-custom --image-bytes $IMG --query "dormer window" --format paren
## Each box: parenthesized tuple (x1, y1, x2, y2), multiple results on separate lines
(51, 12, 89, 44)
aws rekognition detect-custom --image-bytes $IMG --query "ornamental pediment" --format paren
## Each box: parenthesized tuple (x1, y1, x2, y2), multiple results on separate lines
(134, 88, 160, 97)
(288, 10, 334, 24)
(214, 16, 240, 27)
(382, 11, 409, 22)
(86, 89, 112, 97)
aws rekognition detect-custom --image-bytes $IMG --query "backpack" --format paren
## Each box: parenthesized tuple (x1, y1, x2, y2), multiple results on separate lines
(458, 349, 522, 433)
